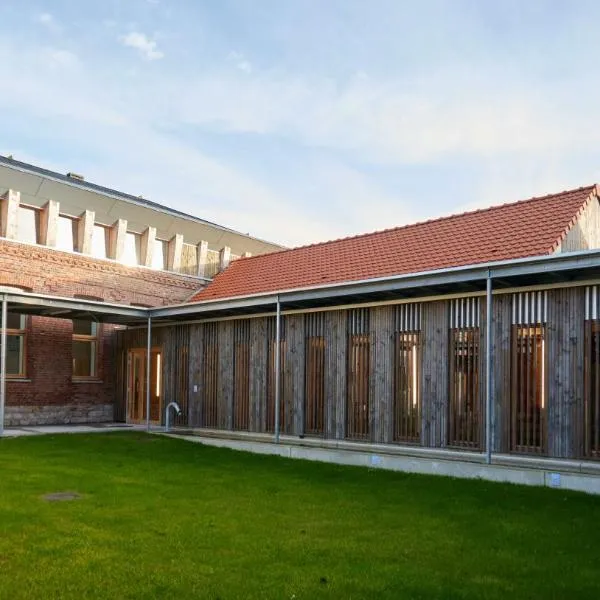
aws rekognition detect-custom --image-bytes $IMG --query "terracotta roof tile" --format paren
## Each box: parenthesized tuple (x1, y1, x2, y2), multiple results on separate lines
(190, 185, 598, 302)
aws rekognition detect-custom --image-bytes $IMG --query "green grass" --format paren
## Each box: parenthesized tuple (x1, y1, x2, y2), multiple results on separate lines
(0, 433, 599, 599)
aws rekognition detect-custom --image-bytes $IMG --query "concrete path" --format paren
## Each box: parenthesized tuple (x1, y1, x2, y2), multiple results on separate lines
(1, 423, 141, 438)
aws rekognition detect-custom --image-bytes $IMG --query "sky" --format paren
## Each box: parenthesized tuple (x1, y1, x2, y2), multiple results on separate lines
(0, 0, 599, 247)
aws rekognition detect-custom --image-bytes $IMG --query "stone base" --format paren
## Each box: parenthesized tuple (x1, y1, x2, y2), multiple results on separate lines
(5, 404, 114, 427)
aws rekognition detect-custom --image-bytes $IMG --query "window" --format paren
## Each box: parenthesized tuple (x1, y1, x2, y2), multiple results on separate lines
(393, 304, 421, 443)
(152, 239, 167, 270)
(394, 333, 420, 443)
(0, 313, 26, 377)
(585, 320, 600, 457)
(449, 329, 480, 448)
(266, 318, 287, 434)
(123, 232, 141, 266)
(447, 298, 482, 449)
(511, 291, 547, 454)
(347, 309, 370, 440)
(72, 320, 98, 378)
(585, 287, 600, 457)
(16, 206, 39, 244)
(56, 215, 77, 252)
(91, 225, 109, 259)
(305, 313, 325, 436)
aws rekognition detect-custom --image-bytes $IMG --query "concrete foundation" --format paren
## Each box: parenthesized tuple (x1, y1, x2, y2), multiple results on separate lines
(165, 430, 600, 495)
(5, 403, 113, 427)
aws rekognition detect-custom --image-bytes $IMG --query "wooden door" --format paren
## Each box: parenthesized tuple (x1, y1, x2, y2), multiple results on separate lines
(127, 348, 162, 424)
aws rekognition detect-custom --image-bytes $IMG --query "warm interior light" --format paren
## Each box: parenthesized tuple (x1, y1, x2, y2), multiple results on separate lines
(540, 338, 545, 409)
(412, 343, 418, 407)
(156, 353, 161, 397)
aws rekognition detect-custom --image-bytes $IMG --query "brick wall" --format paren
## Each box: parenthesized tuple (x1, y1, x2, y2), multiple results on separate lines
(0, 238, 204, 426)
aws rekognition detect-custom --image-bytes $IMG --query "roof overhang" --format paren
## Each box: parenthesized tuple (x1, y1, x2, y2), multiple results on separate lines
(3, 249, 600, 326)
(0, 289, 149, 326)
(151, 248, 600, 321)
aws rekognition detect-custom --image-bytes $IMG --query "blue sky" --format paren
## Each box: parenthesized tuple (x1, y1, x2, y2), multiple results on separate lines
(0, 1, 599, 246)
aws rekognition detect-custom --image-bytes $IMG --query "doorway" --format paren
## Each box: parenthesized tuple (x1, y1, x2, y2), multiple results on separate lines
(127, 348, 162, 424)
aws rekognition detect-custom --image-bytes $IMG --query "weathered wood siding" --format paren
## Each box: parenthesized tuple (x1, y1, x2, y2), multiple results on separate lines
(421, 301, 449, 447)
(370, 306, 394, 444)
(114, 288, 596, 461)
(546, 287, 585, 458)
(218, 321, 234, 430)
(249, 317, 268, 432)
(557, 197, 600, 252)
(325, 310, 347, 440)
(285, 314, 305, 435)
(492, 294, 512, 452)
(188, 324, 203, 426)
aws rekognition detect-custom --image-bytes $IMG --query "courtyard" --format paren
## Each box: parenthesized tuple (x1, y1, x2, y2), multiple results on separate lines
(0, 432, 599, 599)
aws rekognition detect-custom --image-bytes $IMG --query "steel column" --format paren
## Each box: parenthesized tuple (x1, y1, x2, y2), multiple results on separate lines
(485, 274, 493, 464)
(274, 296, 281, 443)
(146, 316, 152, 432)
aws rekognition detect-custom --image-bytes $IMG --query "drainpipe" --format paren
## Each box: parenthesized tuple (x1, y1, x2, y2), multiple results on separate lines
(274, 295, 281, 444)
(485, 272, 493, 464)
(0, 295, 6, 436)
(146, 316, 152, 432)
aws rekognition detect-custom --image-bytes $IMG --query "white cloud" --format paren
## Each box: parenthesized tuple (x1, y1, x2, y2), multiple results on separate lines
(34, 12, 60, 33)
(164, 68, 599, 166)
(120, 32, 164, 61)
(42, 48, 80, 69)
(228, 51, 252, 74)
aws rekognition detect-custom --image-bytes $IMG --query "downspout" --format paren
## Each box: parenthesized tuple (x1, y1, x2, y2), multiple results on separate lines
(0, 295, 6, 436)
(274, 295, 281, 444)
(485, 272, 493, 464)
(146, 316, 152, 432)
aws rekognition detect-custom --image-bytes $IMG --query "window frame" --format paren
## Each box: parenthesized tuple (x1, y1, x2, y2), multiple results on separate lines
(56, 214, 78, 252)
(510, 324, 546, 455)
(72, 320, 100, 380)
(448, 327, 482, 449)
(16, 204, 41, 245)
(1, 313, 27, 378)
(393, 331, 421, 444)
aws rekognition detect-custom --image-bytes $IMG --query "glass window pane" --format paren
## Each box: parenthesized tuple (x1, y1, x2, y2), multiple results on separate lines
(2, 312, 24, 330)
(123, 232, 141, 266)
(73, 340, 95, 377)
(73, 320, 97, 336)
(16, 207, 39, 244)
(91, 225, 108, 259)
(6, 334, 23, 375)
(56, 216, 76, 252)
(152, 239, 166, 270)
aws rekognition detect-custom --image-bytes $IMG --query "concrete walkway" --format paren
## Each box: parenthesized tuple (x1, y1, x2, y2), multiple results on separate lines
(1, 423, 141, 438)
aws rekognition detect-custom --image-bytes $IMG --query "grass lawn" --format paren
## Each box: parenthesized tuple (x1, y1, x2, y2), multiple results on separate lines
(1, 433, 600, 599)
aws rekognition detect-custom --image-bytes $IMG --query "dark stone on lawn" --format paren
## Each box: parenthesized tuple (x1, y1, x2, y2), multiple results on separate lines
(42, 492, 82, 502)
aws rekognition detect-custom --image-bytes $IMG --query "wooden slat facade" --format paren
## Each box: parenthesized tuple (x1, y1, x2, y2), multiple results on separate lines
(114, 286, 599, 461)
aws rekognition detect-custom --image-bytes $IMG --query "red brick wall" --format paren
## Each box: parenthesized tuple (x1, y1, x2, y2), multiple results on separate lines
(0, 238, 204, 423)
(0, 238, 200, 306)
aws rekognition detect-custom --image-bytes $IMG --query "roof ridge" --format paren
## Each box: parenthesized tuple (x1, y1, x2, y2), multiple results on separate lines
(235, 184, 598, 263)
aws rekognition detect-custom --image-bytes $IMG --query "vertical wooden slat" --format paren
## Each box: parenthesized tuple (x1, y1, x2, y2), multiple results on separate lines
(421, 301, 449, 447)
(346, 308, 370, 441)
(249, 317, 268, 432)
(233, 320, 250, 431)
(304, 313, 325, 436)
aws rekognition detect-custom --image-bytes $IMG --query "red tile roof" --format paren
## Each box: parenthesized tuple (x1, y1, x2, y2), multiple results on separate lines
(191, 185, 598, 302)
